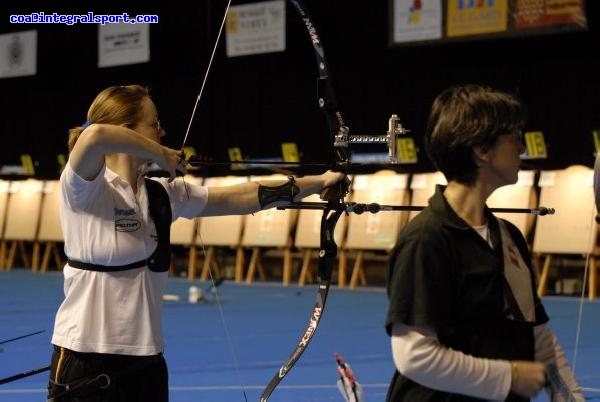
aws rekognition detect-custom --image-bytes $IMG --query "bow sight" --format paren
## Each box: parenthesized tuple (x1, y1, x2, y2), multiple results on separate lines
(334, 114, 409, 164)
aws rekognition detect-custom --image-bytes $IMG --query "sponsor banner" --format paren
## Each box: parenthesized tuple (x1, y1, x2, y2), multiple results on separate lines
(393, 0, 443, 43)
(447, 0, 508, 37)
(98, 22, 150, 67)
(226, 0, 285, 57)
(514, 0, 586, 29)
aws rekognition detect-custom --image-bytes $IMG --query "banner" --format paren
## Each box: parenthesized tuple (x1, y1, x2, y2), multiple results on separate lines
(0, 30, 36, 78)
(393, 0, 443, 43)
(514, 0, 586, 29)
(226, 0, 286, 57)
(447, 0, 509, 37)
(98, 23, 150, 67)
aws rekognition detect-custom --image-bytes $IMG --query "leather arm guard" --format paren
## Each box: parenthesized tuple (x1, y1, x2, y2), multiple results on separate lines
(258, 176, 300, 209)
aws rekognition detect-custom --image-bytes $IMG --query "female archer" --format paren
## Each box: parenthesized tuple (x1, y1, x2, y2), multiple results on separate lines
(48, 84, 346, 401)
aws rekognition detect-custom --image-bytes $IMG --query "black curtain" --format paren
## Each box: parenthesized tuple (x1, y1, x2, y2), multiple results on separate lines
(1, 1, 599, 178)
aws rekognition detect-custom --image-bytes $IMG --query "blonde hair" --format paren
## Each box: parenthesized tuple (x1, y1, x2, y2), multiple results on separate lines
(68, 85, 150, 152)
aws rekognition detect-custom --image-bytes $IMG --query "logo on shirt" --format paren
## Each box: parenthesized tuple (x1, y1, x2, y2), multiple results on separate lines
(114, 207, 136, 216)
(115, 219, 141, 232)
(507, 245, 522, 269)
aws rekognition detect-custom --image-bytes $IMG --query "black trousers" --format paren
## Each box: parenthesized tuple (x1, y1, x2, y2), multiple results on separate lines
(47, 345, 168, 402)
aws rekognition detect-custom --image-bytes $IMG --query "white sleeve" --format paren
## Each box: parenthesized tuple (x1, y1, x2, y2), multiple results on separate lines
(390, 322, 511, 401)
(534, 323, 584, 401)
(61, 160, 106, 212)
(150, 177, 208, 220)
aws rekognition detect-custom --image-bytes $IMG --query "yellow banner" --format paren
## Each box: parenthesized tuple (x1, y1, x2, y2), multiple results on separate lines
(228, 147, 242, 161)
(281, 143, 300, 162)
(20, 154, 35, 174)
(183, 146, 197, 158)
(228, 147, 243, 170)
(396, 137, 418, 164)
(447, 0, 508, 37)
(523, 131, 547, 159)
(57, 154, 67, 173)
(182, 146, 199, 170)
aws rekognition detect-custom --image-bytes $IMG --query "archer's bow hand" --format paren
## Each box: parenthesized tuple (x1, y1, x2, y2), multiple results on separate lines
(320, 171, 350, 203)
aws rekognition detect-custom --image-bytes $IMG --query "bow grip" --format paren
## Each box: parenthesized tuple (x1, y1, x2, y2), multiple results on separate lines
(320, 176, 350, 203)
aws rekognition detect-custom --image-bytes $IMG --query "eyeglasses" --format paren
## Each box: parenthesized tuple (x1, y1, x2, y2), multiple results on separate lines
(503, 130, 523, 143)
(150, 120, 161, 131)
(513, 130, 523, 142)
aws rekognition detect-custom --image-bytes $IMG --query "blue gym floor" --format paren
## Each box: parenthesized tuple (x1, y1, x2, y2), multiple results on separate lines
(0, 270, 598, 401)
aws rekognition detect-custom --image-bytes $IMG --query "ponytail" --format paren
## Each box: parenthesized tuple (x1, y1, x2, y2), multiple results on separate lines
(67, 126, 85, 152)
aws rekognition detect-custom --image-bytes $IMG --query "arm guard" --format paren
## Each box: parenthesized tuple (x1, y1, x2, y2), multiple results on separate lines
(257, 176, 300, 209)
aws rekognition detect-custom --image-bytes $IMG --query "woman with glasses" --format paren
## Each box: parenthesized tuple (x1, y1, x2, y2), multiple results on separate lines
(385, 84, 582, 401)
(47, 84, 346, 401)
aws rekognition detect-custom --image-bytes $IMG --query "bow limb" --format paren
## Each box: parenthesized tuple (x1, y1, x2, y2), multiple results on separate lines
(260, 206, 344, 402)
(259, 1, 350, 400)
(288, 0, 352, 168)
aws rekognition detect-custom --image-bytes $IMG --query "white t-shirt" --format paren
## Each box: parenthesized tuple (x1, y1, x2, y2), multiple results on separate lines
(51, 162, 208, 356)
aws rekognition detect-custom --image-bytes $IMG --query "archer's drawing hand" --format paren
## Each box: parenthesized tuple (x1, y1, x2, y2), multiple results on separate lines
(158, 147, 187, 182)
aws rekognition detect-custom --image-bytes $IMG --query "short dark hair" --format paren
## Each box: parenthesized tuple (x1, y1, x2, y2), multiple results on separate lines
(424, 84, 525, 184)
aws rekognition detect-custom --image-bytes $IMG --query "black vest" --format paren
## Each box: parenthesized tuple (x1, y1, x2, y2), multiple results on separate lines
(67, 178, 172, 273)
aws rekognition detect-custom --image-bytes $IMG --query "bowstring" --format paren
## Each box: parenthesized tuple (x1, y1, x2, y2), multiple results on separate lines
(177, 0, 233, 194)
(180, 0, 232, 151)
(178, 0, 248, 399)
(570, 211, 595, 375)
(196, 230, 248, 402)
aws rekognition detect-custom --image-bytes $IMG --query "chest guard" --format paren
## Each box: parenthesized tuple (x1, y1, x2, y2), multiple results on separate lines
(67, 178, 172, 273)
